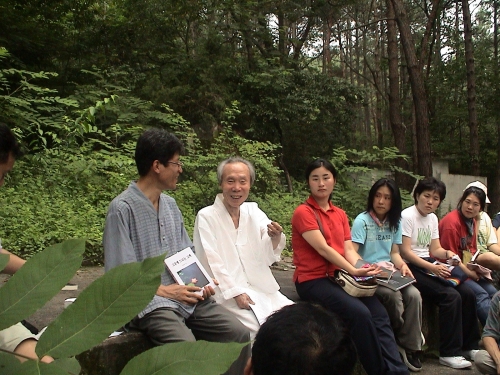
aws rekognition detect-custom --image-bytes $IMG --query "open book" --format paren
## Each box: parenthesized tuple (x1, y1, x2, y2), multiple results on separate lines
(164, 247, 215, 294)
(355, 260, 416, 291)
(467, 262, 493, 281)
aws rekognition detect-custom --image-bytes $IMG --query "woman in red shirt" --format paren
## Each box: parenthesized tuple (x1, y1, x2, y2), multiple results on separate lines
(291, 158, 408, 375)
(439, 185, 497, 325)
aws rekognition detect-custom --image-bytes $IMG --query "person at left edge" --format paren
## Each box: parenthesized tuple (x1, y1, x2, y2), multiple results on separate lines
(103, 128, 250, 374)
(0, 123, 53, 364)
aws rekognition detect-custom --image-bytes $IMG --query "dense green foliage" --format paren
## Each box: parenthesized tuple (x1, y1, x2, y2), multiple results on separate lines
(2, 0, 494, 259)
(0, 46, 416, 261)
(1, 0, 499, 180)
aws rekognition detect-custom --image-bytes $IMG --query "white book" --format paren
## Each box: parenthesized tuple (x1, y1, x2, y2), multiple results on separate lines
(164, 247, 215, 294)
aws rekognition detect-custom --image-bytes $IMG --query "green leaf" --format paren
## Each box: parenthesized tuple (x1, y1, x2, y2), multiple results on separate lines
(120, 341, 247, 375)
(0, 239, 85, 330)
(0, 351, 23, 374)
(17, 360, 71, 375)
(50, 357, 81, 374)
(0, 253, 9, 272)
(51, 357, 82, 375)
(0, 352, 73, 375)
(37, 255, 165, 358)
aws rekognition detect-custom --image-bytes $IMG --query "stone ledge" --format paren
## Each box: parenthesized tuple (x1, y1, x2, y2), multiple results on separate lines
(76, 331, 153, 375)
(76, 303, 440, 375)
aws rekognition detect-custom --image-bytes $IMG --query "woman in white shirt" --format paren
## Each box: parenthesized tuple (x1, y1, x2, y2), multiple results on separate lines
(400, 177, 480, 370)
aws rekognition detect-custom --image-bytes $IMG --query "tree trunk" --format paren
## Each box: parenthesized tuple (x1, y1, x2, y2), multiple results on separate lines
(323, 14, 332, 75)
(462, 0, 480, 175)
(390, 0, 433, 178)
(494, 0, 500, 214)
(336, 22, 346, 79)
(278, 7, 286, 66)
(373, 20, 383, 147)
(386, 0, 411, 188)
(363, 24, 372, 141)
(419, 0, 441, 72)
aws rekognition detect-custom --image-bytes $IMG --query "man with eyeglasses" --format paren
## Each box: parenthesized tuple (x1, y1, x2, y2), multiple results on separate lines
(103, 128, 249, 374)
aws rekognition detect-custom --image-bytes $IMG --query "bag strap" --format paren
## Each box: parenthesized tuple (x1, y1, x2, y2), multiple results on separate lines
(303, 201, 325, 235)
(303, 202, 331, 277)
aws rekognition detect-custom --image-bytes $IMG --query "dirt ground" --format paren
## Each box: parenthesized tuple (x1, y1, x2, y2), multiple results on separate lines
(12, 267, 105, 329)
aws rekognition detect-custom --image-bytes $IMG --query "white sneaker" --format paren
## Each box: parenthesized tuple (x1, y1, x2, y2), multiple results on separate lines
(439, 356, 472, 369)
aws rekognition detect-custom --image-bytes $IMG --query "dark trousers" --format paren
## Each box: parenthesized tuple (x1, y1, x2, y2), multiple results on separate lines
(408, 264, 480, 356)
(296, 278, 408, 375)
(131, 298, 250, 375)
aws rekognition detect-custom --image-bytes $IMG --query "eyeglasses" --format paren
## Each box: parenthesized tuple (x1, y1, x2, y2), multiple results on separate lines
(167, 161, 184, 168)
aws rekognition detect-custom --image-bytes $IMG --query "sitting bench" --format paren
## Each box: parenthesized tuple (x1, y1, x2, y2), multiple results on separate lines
(76, 269, 442, 375)
(77, 331, 153, 375)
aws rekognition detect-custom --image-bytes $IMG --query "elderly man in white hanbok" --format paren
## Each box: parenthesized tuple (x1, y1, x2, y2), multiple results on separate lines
(193, 157, 293, 338)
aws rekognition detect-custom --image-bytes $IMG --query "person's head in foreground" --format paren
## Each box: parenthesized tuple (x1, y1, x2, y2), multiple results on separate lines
(244, 303, 356, 375)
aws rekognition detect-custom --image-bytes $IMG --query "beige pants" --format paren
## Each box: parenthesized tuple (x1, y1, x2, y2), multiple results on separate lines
(0, 322, 38, 353)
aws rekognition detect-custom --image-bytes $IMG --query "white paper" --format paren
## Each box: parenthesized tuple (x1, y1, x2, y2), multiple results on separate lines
(245, 289, 274, 325)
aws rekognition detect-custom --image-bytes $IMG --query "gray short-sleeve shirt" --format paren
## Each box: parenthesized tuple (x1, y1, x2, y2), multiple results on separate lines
(103, 181, 194, 318)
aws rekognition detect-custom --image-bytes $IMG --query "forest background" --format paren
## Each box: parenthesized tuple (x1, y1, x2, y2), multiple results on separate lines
(0, 0, 498, 264)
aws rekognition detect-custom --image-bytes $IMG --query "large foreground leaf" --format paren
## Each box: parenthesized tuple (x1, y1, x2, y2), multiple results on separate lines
(120, 341, 247, 375)
(50, 357, 81, 374)
(37, 255, 165, 358)
(0, 253, 9, 273)
(0, 351, 23, 374)
(0, 239, 85, 330)
(15, 360, 73, 375)
(0, 351, 80, 375)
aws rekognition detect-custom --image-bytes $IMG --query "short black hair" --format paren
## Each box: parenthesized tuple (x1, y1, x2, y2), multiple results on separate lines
(366, 178, 402, 231)
(413, 177, 446, 205)
(134, 128, 184, 176)
(0, 123, 22, 163)
(458, 186, 486, 212)
(251, 303, 356, 375)
(304, 158, 337, 181)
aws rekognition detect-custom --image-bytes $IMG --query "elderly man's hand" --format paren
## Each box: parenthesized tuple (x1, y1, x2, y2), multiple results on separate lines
(267, 222, 283, 238)
(234, 293, 255, 310)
